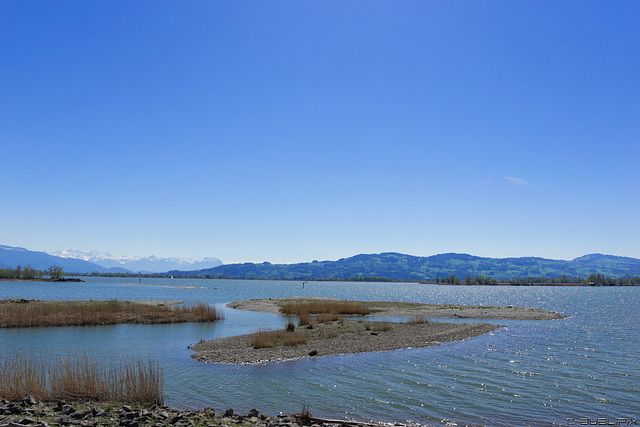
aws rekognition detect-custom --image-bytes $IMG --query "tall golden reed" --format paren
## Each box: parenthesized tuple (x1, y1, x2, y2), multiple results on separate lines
(0, 351, 163, 404)
(280, 301, 370, 316)
(0, 299, 221, 328)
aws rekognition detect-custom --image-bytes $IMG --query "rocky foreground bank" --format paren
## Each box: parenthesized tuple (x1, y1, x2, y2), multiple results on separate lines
(0, 397, 384, 427)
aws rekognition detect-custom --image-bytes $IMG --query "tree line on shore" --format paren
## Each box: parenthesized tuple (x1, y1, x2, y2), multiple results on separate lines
(0, 265, 65, 281)
(77, 271, 640, 285)
(4, 266, 639, 286)
(436, 274, 640, 286)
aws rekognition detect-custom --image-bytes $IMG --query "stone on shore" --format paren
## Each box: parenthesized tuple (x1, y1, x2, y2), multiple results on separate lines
(0, 398, 386, 427)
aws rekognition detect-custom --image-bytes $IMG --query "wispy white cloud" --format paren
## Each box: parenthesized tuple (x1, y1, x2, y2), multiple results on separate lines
(505, 176, 529, 185)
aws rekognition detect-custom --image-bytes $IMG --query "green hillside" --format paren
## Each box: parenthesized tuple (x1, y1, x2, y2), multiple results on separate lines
(170, 252, 640, 281)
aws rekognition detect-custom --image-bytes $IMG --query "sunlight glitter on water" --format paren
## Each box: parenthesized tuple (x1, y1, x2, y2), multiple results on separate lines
(1, 278, 638, 427)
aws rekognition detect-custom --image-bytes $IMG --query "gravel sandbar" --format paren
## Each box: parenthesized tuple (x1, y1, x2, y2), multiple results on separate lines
(191, 319, 500, 364)
(226, 297, 567, 320)
(191, 297, 566, 364)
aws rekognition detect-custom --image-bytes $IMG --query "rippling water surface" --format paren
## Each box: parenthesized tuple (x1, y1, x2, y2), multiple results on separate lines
(1, 278, 638, 426)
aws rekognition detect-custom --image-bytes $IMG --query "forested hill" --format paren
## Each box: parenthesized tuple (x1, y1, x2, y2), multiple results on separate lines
(169, 252, 640, 281)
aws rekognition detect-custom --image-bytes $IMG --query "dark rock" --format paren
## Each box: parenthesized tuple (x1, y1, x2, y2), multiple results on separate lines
(371, 332, 378, 335)
(169, 414, 183, 424)
(308, 350, 318, 356)
(248, 408, 260, 418)
(71, 409, 92, 420)
(21, 396, 37, 407)
(224, 408, 234, 417)
(4, 405, 22, 415)
(155, 410, 170, 420)
(60, 404, 76, 415)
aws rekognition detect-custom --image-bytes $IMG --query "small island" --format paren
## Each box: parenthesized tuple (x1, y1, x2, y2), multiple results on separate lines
(191, 297, 566, 364)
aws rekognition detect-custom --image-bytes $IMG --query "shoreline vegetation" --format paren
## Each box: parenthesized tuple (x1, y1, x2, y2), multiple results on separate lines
(0, 299, 221, 328)
(1, 352, 358, 427)
(84, 271, 640, 285)
(191, 297, 566, 364)
(0, 352, 162, 405)
(2, 264, 638, 285)
(5, 274, 639, 286)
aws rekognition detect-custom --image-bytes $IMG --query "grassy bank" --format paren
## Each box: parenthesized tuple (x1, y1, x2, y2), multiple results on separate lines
(0, 351, 162, 404)
(0, 299, 222, 328)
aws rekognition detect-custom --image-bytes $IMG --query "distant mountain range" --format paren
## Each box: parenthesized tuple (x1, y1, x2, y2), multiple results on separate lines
(48, 249, 223, 273)
(170, 252, 640, 281)
(0, 245, 222, 274)
(3, 244, 640, 280)
(0, 245, 116, 273)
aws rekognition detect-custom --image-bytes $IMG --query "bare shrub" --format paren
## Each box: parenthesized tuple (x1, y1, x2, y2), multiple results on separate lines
(315, 313, 340, 323)
(319, 328, 339, 339)
(251, 329, 307, 349)
(298, 311, 312, 326)
(407, 315, 430, 325)
(295, 404, 313, 424)
(371, 321, 393, 332)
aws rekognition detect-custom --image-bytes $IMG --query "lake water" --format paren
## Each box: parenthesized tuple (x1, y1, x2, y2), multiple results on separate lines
(1, 278, 638, 426)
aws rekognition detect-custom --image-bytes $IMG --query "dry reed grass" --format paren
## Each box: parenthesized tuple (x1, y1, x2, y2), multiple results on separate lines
(297, 311, 312, 326)
(319, 328, 339, 339)
(371, 321, 393, 332)
(0, 351, 163, 404)
(407, 315, 430, 324)
(280, 301, 370, 316)
(0, 299, 221, 328)
(251, 329, 308, 349)
(315, 313, 341, 323)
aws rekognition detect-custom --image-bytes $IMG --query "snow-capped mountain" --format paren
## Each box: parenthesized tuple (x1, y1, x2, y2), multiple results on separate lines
(1, 245, 114, 273)
(49, 249, 223, 273)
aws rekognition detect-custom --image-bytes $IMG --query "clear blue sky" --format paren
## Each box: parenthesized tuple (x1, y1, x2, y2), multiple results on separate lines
(1, 1, 638, 264)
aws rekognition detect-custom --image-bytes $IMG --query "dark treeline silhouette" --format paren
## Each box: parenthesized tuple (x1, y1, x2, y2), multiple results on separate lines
(0, 265, 42, 280)
(435, 274, 640, 286)
(0, 265, 74, 282)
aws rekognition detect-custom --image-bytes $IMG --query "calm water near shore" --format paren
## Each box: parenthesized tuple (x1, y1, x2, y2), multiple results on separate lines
(1, 278, 638, 426)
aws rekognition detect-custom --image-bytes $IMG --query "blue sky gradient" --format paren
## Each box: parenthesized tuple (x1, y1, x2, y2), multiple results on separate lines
(1, 1, 638, 263)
